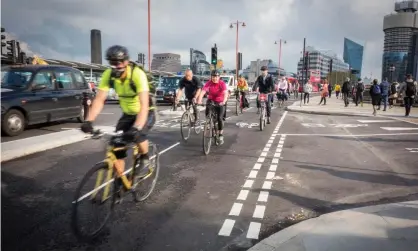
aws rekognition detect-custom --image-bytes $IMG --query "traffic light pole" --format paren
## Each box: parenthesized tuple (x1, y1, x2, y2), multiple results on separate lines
(300, 38, 306, 107)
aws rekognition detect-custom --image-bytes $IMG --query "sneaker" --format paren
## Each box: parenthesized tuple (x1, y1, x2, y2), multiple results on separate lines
(219, 135, 224, 145)
(136, 157, 151, 179)
(267, 117, 271, 124)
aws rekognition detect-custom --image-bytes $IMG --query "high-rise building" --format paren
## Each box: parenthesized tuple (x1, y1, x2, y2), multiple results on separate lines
(90, 29, 102, 64)
(189, 49, 210, 75)
(297, 46, 349, 82)
(151, 53, 181, 72)
(343, 38, 364, 78)
(382, 0, 418, 82)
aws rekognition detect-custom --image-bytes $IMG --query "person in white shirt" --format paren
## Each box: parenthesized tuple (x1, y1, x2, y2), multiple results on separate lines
(303, 81, 313, 104)
(277, 77, 288, 101)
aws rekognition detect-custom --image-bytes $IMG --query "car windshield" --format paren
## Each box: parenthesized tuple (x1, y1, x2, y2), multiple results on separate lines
(220, 77, 230, 84)
(161, 77, 181, 88)
(1, 68, 32, 89)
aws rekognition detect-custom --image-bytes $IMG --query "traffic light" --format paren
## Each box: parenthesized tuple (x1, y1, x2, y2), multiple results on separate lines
(211, 47, 217, 65)
(1, 27, 6, 55)
(6, 39, 17, 63)
(329, 59, 333, 73)
(304, 52, 309, 70)
(237, 52, 242, 70)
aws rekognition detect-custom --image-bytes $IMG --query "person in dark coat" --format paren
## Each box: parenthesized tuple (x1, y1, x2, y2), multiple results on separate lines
(369, 79, 382, 116)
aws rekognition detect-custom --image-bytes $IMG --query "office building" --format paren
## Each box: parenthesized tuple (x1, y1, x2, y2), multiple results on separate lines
(151, 53, 181, 72)
(382, 0, 418, 81)
(189, 49, 210, 75)
(343, 38, 364, 78)
(90, 29, 102, 64)
(297, 46, 349, 81)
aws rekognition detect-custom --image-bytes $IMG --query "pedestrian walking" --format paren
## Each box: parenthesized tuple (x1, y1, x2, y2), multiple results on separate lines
(389, 81, 399, 108)
(294, 81, 300, 99)
(335, 83, 341, 99)
(369, 79, 382, 116)
(342, 77, 351, 107)
(303, 81, 312, 104)
(355, 78, 365, 107)
(319, 79, 329, 105)
(399, 74, 417, 117)
(328, 82, 333, 98)
(379, 77, 391, 111)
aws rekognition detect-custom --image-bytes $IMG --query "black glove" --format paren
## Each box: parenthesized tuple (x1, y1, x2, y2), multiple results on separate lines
(81, 121, 94, 133)
(123, 127, 142, 142)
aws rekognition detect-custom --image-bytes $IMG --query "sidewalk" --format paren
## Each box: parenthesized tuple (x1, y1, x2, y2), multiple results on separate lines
(286, 96, 418, 125)
(249, 200, 418, 251)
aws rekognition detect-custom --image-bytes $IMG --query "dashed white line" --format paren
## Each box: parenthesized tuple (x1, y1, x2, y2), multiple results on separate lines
(274, 152, 281, 158)
(262, 181, 272, 189)
(260, 152, 267, 157)
(249, 170, 258, 179)
(269, 164, 277, 171)
(229, 203, 243, 216)
(247, 222, 261, 239)
(266, 172, 275, 180)
(243, 180, 254, 188)
(267, 140, 273, 144)
(253, 205, 266, 218)
(266, 143, 272, 147)
(237, 190, 250, 200)
(257, 157, 265, 163)
(258, 191, 269, 202)
(219, 219, 235, 236)
(272, 158, 279, 164)
(263, 147, 270, 152)
(253, 163, 262, 170)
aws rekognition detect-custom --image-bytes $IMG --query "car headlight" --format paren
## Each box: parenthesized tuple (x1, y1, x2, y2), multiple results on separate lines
(168, 91, 174, 95)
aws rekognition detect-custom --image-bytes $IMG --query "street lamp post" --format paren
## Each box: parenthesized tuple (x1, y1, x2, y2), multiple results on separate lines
(230, 20, 246, 82)
(389, 64, 395, 83)
(148, 0, 151, 71)
(274, 39, 286, 75)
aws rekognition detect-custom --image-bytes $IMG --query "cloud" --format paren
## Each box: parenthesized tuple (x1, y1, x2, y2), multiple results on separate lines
(2, 0, 394, 78)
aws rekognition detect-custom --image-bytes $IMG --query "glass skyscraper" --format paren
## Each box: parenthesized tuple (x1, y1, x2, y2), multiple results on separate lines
(343, 38, 364, 78)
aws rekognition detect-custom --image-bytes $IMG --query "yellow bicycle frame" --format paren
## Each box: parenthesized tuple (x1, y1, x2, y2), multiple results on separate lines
(91, 144, 140, 203)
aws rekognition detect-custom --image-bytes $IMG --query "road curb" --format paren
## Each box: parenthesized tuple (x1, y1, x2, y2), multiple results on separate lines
(1, 126, 114, 163)
(285, 106, 375, 117)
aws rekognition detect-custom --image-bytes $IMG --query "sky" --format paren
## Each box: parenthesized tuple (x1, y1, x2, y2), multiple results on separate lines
(2, 0, 397, 78)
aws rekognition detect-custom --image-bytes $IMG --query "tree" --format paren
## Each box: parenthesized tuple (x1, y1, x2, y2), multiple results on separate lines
(327, 71, 357, 86)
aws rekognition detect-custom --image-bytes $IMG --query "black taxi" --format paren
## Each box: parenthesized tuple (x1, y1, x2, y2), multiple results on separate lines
(1, 65, 94, 136)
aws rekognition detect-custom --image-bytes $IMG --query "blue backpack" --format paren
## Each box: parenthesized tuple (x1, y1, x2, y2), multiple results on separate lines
(373, 84, 381, 94)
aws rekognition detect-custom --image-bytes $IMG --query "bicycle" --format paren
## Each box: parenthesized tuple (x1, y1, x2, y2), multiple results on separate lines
(202, 102, 223, 155)
(276, 90, 286, 108)
(235, 90, 246, 115)
(180, 100, 201, 141)
(259, 93, 269, 131)
(71, 129, 160, 241)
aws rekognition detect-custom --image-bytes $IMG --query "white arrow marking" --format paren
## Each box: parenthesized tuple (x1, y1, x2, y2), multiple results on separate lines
(381, 127, 418, 131)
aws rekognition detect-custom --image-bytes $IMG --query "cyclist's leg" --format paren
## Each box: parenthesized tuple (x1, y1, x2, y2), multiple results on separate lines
(266, 94, 272, 122)
(136, 110, 156, 175)
(217, 104, 226, 144)
(113, 114, 136, 177)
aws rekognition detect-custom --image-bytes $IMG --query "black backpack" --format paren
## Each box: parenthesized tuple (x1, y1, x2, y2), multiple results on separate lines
(357, 82, 364, 92)
(406, 81, 416, 97)
(108, 61, 156, 97)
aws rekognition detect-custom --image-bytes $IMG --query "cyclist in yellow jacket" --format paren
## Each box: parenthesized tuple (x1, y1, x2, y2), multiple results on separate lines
(236, 75, 249, 108)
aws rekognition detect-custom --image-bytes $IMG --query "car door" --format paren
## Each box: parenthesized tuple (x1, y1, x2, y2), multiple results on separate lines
(53, 68, 80, 119)
(25, 70, 57, 124)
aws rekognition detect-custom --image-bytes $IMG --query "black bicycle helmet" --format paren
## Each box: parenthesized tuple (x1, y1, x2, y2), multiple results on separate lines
(211, 70, 221, 76)
(260, 66, 268, 71)
(105, 45, 129, 62)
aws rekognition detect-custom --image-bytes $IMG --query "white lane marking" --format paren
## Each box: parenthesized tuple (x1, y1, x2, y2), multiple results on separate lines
(253, 163, 262, 170)
(358, 120, 396, 123)
(99, 112, 115, 115)
(274, 152, 281, 158)
(258, 191, 269, 202)
(283, 133, 418, 137)
(247, 222, 261, 239)
(266, 143, 272, 147)
(237, 190, 250, 200)
(249, 170, 258, 179)
(263, 147, 270, 152)
(272, 158, 279, 164)
(253, 205, 266, 218)
(276, 147, 282, 152)
(277, 144, 284, 148)
(274, 176, 284, 180)
(262, 181, 272, 189)
(219, 219, 235, 236)
(273, 130, 278, 133)
(243, 180, 254, 188)
(269, 164, 278, 171)
(260, 152, 267, 157)
(72, 142, 180, 204)
(267, 140, 273, 144)
(266, 172, 275, 180)
(257, 157, 265, 163)
(380, 127, 418, 131)
(272, 134, 277, 136)
(229, 203, 243, 216)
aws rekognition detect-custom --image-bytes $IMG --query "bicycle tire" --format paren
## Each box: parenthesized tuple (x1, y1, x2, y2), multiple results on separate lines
(260, 106, 265, 131)
(180, 111, 191, 142)
(193, 112, 202, 134)
(132, 143, 160, 202)
(71, 161, 117, 241)
(203, 117, 213, 155)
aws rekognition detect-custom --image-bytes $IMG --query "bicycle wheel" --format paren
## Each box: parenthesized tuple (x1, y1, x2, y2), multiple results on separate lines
(259, 106, 265, 131)
(193, 112, 202, 134)
(180, 111, 191, 141)
(71, 161, 117, 241)
(203, 117, 213, 155)
(132, 143, 160, 202)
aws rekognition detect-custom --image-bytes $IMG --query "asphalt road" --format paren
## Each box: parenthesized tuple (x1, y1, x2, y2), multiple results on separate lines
(2, 97, 418, 251)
